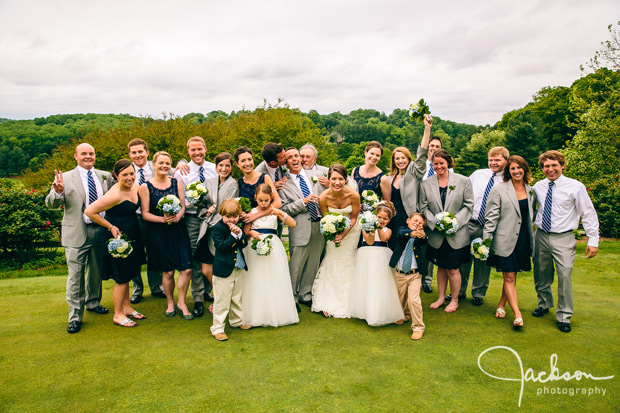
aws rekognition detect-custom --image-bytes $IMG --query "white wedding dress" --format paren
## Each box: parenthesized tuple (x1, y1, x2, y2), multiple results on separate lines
(311, 205, 361, 318)
(349, 228, 405, 326)
(242, 210, 299, 327)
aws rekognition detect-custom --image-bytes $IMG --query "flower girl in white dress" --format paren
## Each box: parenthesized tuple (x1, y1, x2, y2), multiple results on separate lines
(349, 201, 405, 326)
(242, 183, 299, 327)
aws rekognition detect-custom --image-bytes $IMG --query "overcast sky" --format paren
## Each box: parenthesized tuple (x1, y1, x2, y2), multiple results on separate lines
(1, 0, 619, 125)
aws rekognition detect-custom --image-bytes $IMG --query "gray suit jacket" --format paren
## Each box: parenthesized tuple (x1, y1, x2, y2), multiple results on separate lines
(197, 175, 239, 243)
(389, 145, 428, 215)
(307, 164, 329, 175)
(255, 161, 285, 182)
(45, 167, 112, 248)
(279, 170, 325, 247)
(482, 180, 535, 257)
(419, 173, 473, 249)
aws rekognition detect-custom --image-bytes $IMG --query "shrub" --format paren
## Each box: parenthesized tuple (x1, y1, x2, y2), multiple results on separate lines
(0, 179, 62, 263)
(587, 174, 620, 238)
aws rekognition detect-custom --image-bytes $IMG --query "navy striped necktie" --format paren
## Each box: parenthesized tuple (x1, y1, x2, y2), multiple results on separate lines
(427, 163, 435, 178)
(198, 166, 205, 183)
(541, 181, 555, 233)
(298, 175, 319, 220)
(477, 175, 495, 226)
(138, 168, 145, 185)
(87, 170, 98, 204)
(401, 238, 415, 273)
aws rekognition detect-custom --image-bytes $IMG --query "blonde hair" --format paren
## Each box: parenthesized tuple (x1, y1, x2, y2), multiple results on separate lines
(187, 136, 206, 149)
(488, 146, 509, 160)
(408, 212, 426, 224)
(375, 201, 396, 220)
(152, 151, 171, 163)
(390, 147, 412, 176)
(218, 199, 241, 217)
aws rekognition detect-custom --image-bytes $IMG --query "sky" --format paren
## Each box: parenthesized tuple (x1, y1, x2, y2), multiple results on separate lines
(1, 0, 619, 125)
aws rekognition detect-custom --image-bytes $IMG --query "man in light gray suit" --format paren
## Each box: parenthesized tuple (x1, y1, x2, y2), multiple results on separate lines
(127, 138, 165, 303)
(45, 143, 112, 333)
(279, 147, 326, 310)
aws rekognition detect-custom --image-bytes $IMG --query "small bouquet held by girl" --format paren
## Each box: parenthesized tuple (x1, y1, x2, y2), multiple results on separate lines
(251, 235, 274, 256)
(434, 211, 459, 236)
(361, 189, 380, 211)
(157, 194, 182, 224)
(359, 210, 379, 233)
(320, 212, 351, 247)
(234, 197, 252, 213)
(471, 237, 492, 260)
(107, 234, 134, 258)
(185, 181, 208, 206)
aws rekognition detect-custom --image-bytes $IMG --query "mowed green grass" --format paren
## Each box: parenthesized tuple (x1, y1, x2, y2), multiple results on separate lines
(0, 241, 618, 412)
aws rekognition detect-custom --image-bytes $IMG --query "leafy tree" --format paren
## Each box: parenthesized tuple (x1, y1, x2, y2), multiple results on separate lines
(455, 130, 506, 176)
(581, 21, 620, 73)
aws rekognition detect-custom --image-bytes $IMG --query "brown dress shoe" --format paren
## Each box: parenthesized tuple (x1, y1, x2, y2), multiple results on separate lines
(411, 331, 424, 340)
(214, 332, 228, 341)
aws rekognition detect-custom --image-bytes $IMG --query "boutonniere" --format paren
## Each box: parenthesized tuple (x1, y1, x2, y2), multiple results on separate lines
(281, 166, 289, 175)
(102, 174, 108, 180)
(529, 190, 534, 196)
(311, 176, 318, 183)
(449, 185, 456, 190)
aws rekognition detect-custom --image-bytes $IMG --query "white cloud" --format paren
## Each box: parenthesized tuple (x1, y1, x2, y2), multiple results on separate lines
(1, 0, 619, 125)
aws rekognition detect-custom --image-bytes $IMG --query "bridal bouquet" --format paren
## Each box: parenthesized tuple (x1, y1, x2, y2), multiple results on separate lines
(435, 211, 459, 236)
(320, 212, 351, 247)
(359, 210, 379, 233)
(251, 235, 273, 256)
(361, 189, 380, 211)
(234, 197, 252, 213)
(409, 99, 431, 124)
(107, 234, 133, 258)
(471, 238, 493, 260)
(185, 181, 208, 206)
(157, 194, 182, 224)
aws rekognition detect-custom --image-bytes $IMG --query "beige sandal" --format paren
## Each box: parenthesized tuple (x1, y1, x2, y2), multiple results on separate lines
(513, 318, 524, 328)
(495, 308, 506, 319)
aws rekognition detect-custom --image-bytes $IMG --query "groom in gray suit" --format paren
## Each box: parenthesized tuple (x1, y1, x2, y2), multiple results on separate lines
(279, 147, 326, 310)
(45, 143, 112, 333)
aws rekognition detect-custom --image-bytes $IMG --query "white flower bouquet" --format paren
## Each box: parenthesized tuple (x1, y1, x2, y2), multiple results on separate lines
(157, 194, 182, 224)
(361, 189, 380, 211)
(435, 211, 459, 236)
(409, 98, 431, 124)
(359, 210, 379, 233)
(251, 235, 273, 256)
(185, 181, 208, 206)
(319, 212, 351, 247)
(107, 234, 133, 258)
(471, 237, 493, 260)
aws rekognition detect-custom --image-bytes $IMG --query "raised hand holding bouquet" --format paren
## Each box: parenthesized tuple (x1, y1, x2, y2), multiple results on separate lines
(107, 234, 134, 258)
(359, 210, 379, 233)
(251, 235, 274, 256)
(361, 189, 380, 211)
(185, 181, 208, 206)
(434, 211, 459, 236)
(320, 212, 351, 247)
(157, 194, 182, 225)
(471, 238, 492, 260)
(408, 99, 431, 124)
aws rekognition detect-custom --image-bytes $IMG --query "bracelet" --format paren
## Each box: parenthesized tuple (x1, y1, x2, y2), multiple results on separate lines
(281, 213, 288, 220)
(108, 225, 114, 231)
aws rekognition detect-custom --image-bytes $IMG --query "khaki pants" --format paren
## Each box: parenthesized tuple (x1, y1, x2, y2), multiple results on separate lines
(210, 269, 243, 336)
(394, 269, 425, 332)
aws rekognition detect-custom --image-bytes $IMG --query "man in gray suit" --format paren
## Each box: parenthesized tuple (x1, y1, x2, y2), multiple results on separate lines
(127, 138, 165, 303)
(255, 142, 288, 190)
(45, 143, 112, 333)
(279, 147, 326, 311)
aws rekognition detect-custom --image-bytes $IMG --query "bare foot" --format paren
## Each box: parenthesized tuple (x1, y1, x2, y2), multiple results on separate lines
(208, 304, 214, 314)
(430, 299, 445, 309)
(323, 311, 331, 318)
(444, 302, 459, 313)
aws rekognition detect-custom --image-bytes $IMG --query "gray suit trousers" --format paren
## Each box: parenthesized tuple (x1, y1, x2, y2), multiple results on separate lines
(64, 225, 103, 323)
(459, 221, 492, 299)
(288, 222, 325, 302)
(186, 214, 206, 303)
(533, 230, 576, 323)
(131, 215, 163, 296)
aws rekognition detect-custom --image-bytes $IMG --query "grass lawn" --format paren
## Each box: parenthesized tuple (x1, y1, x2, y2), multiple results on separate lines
(0, 241, 618, 411)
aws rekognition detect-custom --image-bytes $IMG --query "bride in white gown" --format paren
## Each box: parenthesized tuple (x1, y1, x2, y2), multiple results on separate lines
(312, 164, 361, 318)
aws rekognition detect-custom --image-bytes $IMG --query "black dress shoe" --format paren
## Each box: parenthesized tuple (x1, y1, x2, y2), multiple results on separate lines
(532, 307, 549, 317)
(130, 295, 142, 304)
(151, 291, 166, 299)
(422, 285, 433, 294)
(67, 321, 81, 334)
(445, 294, 466, 301)
(296, 304, 302, 313)
(193, 302, 204, 318)
(299, 299, 312, 307)
(204, 293, 214, 302)
(557, 322, 571, 333)
(86, 305, 109, 315)
(472, 297, 484, 306)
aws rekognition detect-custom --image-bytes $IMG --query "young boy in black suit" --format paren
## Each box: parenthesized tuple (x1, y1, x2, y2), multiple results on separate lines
(210, 199, 249, 341)
(389, 212, 428, 340)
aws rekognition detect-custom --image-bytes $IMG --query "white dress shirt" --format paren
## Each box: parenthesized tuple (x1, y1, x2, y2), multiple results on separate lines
(533, 174, 600, 247)
(175, 160, 216, 214)
(469, 168, 504, 221)
(134, 162, 153, 215)
(288, 170, 314, 202)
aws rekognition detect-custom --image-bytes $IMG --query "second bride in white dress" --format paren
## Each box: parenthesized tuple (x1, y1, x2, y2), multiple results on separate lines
(312, 164, 361, 318)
